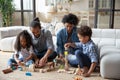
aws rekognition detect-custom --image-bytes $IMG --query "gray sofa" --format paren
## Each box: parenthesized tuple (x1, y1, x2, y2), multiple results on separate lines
(92, 29, 120, 79)
(0, 26, 120, 79)
(0, 26, 29, 51)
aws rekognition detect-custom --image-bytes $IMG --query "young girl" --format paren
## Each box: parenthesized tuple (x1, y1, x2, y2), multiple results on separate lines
(8, 30, 35, 68)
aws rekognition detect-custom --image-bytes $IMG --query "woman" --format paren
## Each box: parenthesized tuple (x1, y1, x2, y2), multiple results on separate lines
(56, 13, 80, 66)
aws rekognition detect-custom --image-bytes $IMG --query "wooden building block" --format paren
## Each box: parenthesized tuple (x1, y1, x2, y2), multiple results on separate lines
(2, 68, 13, 74)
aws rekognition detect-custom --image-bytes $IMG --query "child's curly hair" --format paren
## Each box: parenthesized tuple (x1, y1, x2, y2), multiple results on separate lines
(62, 13, 79, 26)
(14, 30, 33, 51)
(77, 25, 92, 38)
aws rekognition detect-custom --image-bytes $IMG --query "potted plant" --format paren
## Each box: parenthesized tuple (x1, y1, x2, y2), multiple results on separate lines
(0, 0, 15, 27)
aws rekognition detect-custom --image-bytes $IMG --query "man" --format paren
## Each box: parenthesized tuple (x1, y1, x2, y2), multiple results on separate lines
(30, 17, 57, 67)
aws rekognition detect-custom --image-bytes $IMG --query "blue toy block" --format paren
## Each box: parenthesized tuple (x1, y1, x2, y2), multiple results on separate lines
(25, 72, 32, 76)
(18, 66, 23, 71)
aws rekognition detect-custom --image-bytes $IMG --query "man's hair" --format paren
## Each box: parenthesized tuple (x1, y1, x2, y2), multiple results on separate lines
(77, 25, 92, 38)
(62, 13, 79, 26)
(30, 17, 41, 29)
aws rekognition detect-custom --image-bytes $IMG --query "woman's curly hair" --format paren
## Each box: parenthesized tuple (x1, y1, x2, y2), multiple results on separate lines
(62, 13, 79, 26)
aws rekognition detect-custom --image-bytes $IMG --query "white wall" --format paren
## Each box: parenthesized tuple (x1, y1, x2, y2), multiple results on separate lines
(13, 0, 89, 12)
(36, 0, 46, 12)
(71, 0, 89, 12)
(36, 0, 89, 13)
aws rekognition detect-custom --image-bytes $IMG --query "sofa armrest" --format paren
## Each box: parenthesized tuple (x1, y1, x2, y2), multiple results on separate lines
(0, 26, 26, 40)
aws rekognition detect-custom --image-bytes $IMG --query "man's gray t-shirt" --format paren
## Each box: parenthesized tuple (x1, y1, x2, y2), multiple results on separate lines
(32, 29, 54, 54)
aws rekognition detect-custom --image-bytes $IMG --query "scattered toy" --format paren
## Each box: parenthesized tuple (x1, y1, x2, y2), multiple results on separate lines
(19, 62, 25, 66)
(45, 68, 53, 72)
(57, 69, 66, 73)
(64, 48, 69, 71)
(18, 62, 27, 71)
(11, 65, 18, 70)
(18, 66, 23, 71)
(29, 64, 35, 72)
(25, 72, 32, 76)
(67, 69, 75, 74)
(2, 68, 13, 74)
(39, 69, 46, 73)
(47, 62, 55, 70)
(74, 65, 82, 75)
(74, 76, 82, 80)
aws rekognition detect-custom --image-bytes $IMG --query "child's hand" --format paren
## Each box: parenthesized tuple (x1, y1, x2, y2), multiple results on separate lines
(16, 60, 25, 66)
(16, 60, 21, 64)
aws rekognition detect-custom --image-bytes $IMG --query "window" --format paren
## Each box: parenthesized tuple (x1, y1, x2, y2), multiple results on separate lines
(98, 0, 110, 9)
(13, 0, 36, 26)
(89, 0, 94, 9)
(94, 0, 120, 29)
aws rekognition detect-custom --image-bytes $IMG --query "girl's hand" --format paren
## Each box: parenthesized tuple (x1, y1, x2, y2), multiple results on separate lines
(16, 60, 25, 66)
(16, 60, 21, 64)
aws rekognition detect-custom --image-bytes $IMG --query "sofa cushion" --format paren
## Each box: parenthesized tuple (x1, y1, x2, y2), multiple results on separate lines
(116, 29, 120, 39)
(0, 36, 16, 51)
(116, 39, 120, 49)
(0, 29, 9, 39)
(98, 38, 116, 50)
(100, 53, 120, 79)
(0, 26, 25, 40)
(100, 46, 120, 58)
(91, 38, 101, 46)
(101, 29, 116, 38)
(92, 29, 101, 38)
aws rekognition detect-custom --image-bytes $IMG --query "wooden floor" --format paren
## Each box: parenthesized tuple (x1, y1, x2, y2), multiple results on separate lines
(0, 51, 109, 80)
